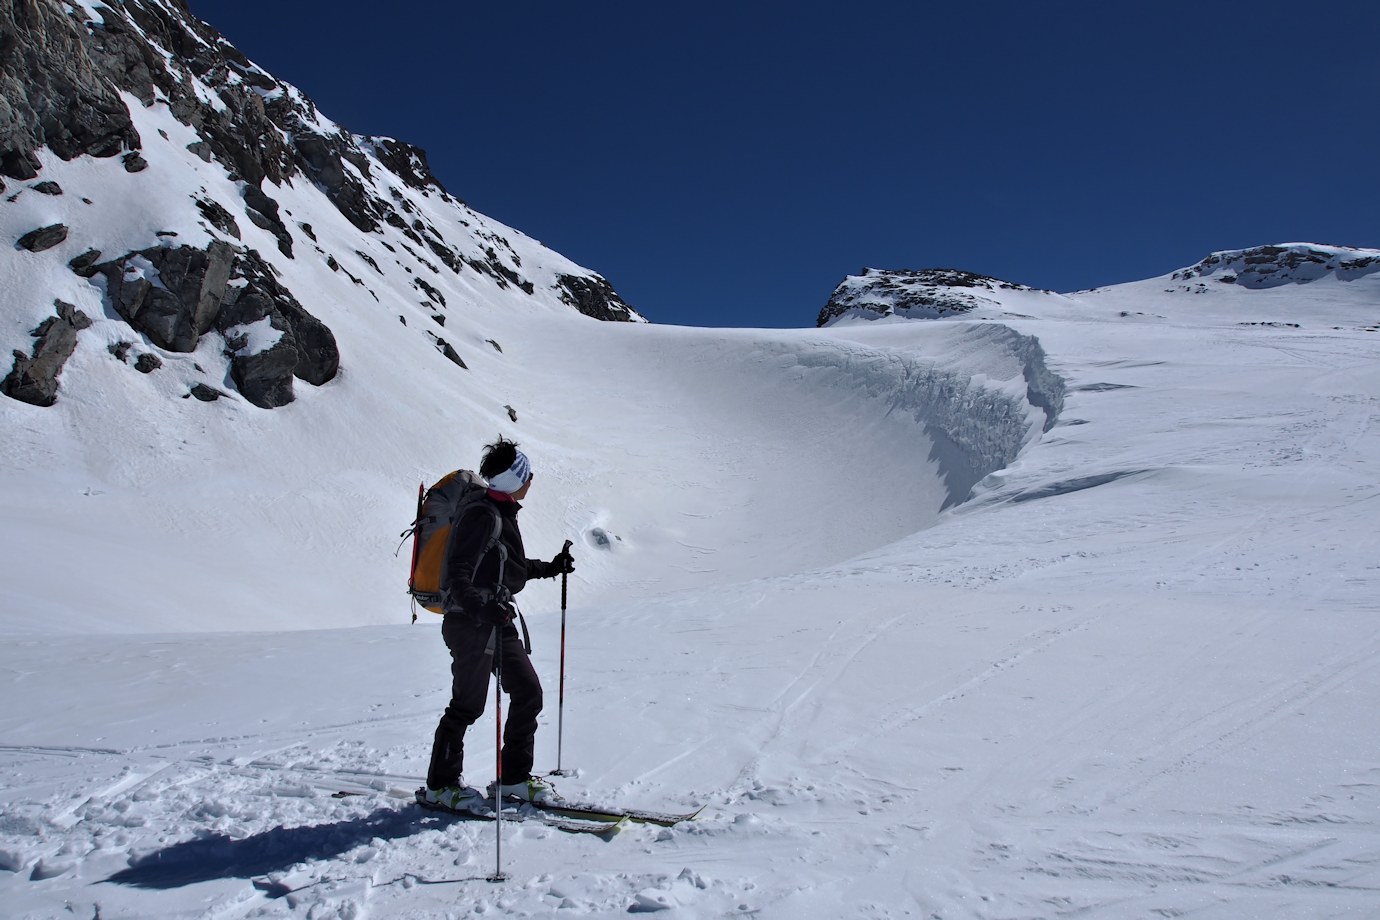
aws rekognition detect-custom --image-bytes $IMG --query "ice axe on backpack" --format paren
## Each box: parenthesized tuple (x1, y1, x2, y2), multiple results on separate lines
(552, 539, 574, 776)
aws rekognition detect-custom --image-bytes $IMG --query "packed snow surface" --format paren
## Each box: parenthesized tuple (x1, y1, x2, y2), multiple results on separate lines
(3, 247, 1380, 919)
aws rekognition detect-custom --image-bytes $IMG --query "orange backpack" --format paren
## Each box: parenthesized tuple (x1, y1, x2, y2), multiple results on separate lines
(404, 470, 501, 620)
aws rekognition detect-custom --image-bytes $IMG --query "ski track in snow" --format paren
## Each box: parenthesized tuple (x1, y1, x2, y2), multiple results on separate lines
(5, 258, 1380, 914)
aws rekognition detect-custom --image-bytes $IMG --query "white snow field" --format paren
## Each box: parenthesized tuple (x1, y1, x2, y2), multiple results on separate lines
(4, 247, 1380, 919)
(4, 107, 1380, 916)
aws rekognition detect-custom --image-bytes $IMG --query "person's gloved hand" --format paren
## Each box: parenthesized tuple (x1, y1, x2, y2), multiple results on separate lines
(481, 599, 516, 625)
(549, 550, 575, 575)
(460, 587, 514, 624)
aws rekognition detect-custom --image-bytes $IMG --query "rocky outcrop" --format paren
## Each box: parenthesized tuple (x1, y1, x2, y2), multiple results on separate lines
(817, 268, 1039, 327)
(94, 242, 237, 352)
(0, 0, 142, 178)
(366, 137, 448, 195)
(88, 241, 339, 408)
(217, 252, 339, 407)
(2, 300, 91, 406)
(1172, 244, 1380, 289)
(556, 273, 642, 323)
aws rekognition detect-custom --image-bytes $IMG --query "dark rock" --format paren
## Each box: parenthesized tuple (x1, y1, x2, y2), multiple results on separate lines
(555, 273, 641, 322)
(0, 0, 142, 176)
(187, 383, 224, 401)
(415, 276, 446, 306)
(68, 249, 103, 276)
(227, 340, 296, 407)
(122, 151, 148, 172)
(355, 250, 381, 274)
(299, 222, 316, 241)
(134, 352, 162, 373)
(242, 185, 293, 257)
(33, 181, 63, 195)
(96, 241, 237, 352)
(505, 404, 518, 423)
(293, 131, 378, 232)
(196, 198, 241, 239)
(435, 338, 467, 369)
(108, 340, 133, 362)
(215, 251, 339, 407)
(17, 224, 69, 252)
(487, 339, 503, 353)
(367, 136, 448, 194)
(430, 313, 445, 326)
(2, 300, 91, 406)
(186, 140, 212, 162)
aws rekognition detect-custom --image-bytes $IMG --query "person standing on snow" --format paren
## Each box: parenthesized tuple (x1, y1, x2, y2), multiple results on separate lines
(423, 437, 575, 810)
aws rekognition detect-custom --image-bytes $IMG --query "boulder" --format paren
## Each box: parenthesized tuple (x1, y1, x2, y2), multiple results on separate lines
(216, 251, 339, 407)
(2, 300, 91, 406)
(16, 224, 69, 252)
(96, 241, 237, 352)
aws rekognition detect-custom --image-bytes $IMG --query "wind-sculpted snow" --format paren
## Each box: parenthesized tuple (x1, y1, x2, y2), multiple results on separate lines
(766, 324, 1063, 510)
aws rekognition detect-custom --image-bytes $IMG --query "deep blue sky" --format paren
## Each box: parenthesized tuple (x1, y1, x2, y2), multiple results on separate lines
(187, 1, 1379, 328)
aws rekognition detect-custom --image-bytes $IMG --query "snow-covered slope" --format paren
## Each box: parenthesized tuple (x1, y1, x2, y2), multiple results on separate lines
(5, 4, 1380, 917)
(2, 0, 638, 412)
(4, 236, 1379, 917)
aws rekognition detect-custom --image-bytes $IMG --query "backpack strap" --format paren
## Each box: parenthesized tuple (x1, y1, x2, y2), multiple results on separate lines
(453, 500, 507, 598)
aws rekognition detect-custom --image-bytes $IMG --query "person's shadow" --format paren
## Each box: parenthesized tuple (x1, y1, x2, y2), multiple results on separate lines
(105, 806, 467, 890)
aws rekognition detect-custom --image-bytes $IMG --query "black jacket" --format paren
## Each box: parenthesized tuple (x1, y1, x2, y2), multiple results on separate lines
(443, 495, 555, 616)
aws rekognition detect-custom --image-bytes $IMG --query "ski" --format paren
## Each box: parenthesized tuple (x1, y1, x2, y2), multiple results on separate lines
(412, 788, 624, 835)
(525, 799, 704, 827)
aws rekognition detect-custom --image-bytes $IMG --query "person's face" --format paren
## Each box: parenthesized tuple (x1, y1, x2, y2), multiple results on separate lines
(512, 474, 533, 500)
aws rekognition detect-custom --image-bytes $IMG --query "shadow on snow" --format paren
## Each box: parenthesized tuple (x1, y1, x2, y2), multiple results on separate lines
(104, 805, 461, 890)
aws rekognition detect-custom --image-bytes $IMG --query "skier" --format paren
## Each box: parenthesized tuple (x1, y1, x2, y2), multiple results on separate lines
(423, 437, 575, 811)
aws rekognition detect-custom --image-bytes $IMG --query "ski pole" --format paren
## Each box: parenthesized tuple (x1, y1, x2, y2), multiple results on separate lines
(552, 539, 573, 776)
(488, 624, 507, 883)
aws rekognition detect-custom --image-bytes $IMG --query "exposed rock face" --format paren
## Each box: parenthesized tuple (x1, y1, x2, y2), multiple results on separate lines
(0, 0, 141, 178)
(94, 241, 238, 352)
(1172, 244, 1380, 289)
(817, 268, 1040, 327)
(556, 273, 642, 323)
(217, 252, 339, 407)
(85, 240, 339, 407)
(2, 300, 92, 406)
(368, 137, 448, 193)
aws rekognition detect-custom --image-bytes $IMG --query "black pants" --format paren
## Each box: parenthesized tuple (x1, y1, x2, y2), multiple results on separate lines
(426, 615, 543, 789)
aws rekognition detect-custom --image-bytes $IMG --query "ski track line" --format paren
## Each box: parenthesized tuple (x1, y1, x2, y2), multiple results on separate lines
(723, 610, 910, 793)
(840, 610, 1102, 757)
(1106, 630, 1380, 810)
